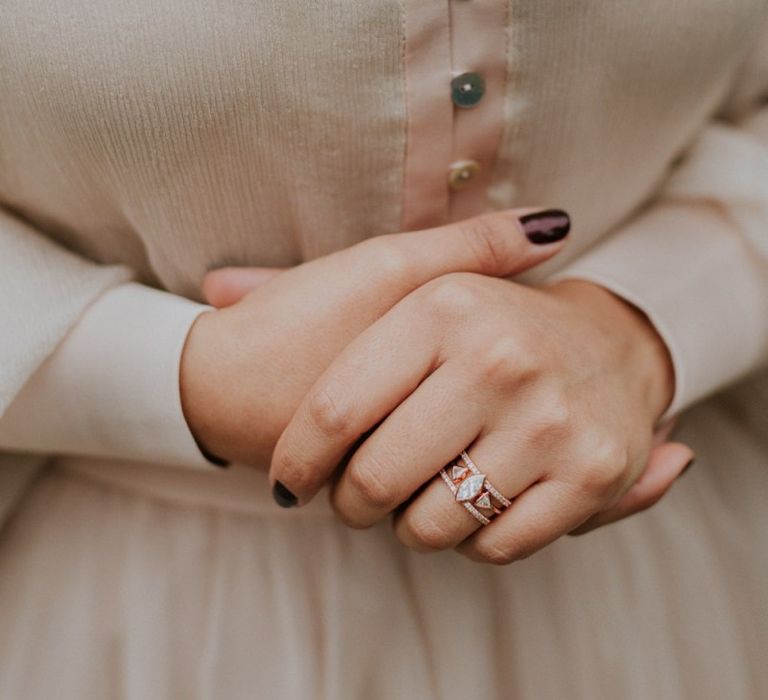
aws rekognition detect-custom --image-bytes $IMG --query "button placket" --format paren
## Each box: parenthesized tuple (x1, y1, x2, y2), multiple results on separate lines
(445, 0, 508, 221)
(399, 0, 508, 230)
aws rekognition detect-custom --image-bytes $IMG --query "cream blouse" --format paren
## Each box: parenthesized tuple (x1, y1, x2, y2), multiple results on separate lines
(0, 0, 767, 514)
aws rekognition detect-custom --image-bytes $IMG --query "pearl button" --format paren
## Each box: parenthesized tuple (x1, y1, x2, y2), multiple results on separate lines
(451, 72, 485, 108)
(448, 159, 481, 190)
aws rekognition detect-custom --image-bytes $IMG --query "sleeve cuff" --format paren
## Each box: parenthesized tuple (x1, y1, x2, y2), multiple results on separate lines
(0, 282, 222, 469)
(548, 202, 768, 420)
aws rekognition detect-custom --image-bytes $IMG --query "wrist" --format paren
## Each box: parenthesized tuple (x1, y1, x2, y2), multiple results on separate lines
(546, 279, 675, 422)
(179, 309, 231, 464)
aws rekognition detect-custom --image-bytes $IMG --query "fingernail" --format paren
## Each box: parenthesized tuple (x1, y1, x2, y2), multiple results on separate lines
(210, 456, 231, 469)
(272, 480, 298, 508)
(681, 458, 695, 476)
(197, 443, 230, 469)
(519, 209, 571, 244)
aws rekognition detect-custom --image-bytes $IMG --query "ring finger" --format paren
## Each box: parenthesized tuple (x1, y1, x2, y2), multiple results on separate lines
(393, 428, 542, 553)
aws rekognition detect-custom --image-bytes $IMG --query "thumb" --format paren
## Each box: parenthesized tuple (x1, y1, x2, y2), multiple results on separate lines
(569, 441, 695, 536)
(203, 267, 285, 307)
(355, 207, 571, 292)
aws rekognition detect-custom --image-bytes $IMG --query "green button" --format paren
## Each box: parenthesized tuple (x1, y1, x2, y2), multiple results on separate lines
(451, 72, 485, 108)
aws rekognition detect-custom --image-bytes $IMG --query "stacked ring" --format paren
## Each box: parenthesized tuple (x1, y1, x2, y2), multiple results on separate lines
(439, 450, 512, 526)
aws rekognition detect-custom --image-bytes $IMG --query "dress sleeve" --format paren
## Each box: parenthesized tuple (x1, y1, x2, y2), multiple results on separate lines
(549, 19, 768, 420)
(0, 206, 218, 469)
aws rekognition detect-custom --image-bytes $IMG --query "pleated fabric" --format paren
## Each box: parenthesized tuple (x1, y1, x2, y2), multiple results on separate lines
(0, 390, 765, 700)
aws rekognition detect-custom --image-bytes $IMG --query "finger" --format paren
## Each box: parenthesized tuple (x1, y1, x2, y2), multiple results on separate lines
(290, 207, 570, 333)
(456, 479, 598, 565)
(202, 267, 285, 307)
(270, 293, 440, 505)
(356, 207, 570, 291)
(269, 207, 571, 506)
(568, 442, 694, 536)
(207, 208, 570, 311)
(329, 360, 485, 528)
(393, 430, 540, 552)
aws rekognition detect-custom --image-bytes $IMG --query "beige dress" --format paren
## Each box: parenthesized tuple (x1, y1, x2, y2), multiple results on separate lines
(0, 1, 766, 698)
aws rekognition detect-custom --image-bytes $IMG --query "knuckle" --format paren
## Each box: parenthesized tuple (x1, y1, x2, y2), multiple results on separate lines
(346, 460, 393, 510)
(578, 465, 617, 500)
(377, 247, 411, 281)
(422, 275, 480, 320)
(458, 213, 513, 274)
(475, 336, 533, 387)
(526, 391, 573, 444)
(362, 238, 414, 282)
(576, 435, 628, 499)
(403, 511, 456, 551)
(306, 385, 354, 438)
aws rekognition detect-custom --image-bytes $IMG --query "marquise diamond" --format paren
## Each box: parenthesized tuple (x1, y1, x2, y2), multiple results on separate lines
(456, 474, 486, 502)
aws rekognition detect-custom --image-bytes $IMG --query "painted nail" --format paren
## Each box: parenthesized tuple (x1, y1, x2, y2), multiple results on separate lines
(519, 209, 571, 244)
(681, 458, 695, 476)
(197, 443, 230, 469)
(272, 480, 298, 508)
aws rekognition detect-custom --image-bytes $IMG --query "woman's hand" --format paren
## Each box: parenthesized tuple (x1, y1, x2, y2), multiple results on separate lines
(180, 208, 570, 466)
(268, 273, 693, 562)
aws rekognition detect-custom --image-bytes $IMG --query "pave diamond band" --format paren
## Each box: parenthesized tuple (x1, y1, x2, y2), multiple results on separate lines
(439, 450, 512, 526)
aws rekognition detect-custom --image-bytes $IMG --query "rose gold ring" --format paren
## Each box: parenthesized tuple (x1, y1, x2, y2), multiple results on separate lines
(438, 450, 512, 526)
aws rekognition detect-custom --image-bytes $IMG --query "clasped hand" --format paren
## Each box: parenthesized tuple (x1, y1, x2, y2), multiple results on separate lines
(181, 207, 692, 565)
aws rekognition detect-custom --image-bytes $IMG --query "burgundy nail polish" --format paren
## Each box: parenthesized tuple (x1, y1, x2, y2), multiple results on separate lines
(520, 209, 571, 244)
(273, 480, 298, 508)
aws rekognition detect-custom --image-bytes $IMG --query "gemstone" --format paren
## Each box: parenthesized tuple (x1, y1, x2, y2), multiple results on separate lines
(451, 464, 469, 481)
(474, 492, 493, 511)
(456, 474, 486, 502)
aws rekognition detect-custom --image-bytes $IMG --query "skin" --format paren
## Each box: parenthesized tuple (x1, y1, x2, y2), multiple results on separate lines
(182, 207, 693, 564)
(269, 274, 687, 561)
(181, 207, 570, 466)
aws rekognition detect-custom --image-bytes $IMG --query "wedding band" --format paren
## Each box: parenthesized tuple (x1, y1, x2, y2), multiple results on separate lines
(438, 450, 512, 526)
